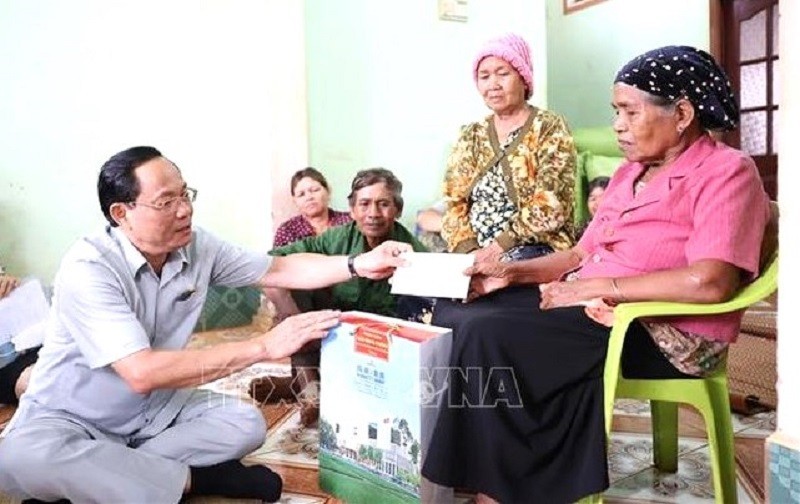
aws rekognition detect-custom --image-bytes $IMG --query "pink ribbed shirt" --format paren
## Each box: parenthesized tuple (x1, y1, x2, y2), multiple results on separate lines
(578, 135, 770, 342)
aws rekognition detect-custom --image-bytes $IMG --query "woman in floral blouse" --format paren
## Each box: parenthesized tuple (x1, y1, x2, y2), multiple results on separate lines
(273, 167, 352, 247)
(441, 33, 577, 263)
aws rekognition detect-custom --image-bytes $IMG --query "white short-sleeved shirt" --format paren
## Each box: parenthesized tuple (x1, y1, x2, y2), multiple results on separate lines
(11, 226, 270, 437)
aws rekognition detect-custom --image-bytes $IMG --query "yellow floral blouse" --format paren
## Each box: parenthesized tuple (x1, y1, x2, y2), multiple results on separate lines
(441, 106, 577, 253)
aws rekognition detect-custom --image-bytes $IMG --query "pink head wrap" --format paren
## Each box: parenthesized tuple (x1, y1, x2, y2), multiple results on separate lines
(473, 33, 534, 99)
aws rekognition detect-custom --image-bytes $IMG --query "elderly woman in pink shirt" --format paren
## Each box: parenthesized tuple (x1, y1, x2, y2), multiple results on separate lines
(422, 46, 771, 504)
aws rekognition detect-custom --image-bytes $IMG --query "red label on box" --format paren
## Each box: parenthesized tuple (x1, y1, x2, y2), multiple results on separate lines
(342, 314, 438, 343)
(353, 323, 391, 360)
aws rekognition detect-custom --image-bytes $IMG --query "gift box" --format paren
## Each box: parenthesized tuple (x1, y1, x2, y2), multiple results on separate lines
(319, 311, 453, 504)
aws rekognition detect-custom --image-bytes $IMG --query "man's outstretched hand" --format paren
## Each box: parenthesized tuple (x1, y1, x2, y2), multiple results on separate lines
(352, 241, 412, 279)
(260, 310, 342, 361)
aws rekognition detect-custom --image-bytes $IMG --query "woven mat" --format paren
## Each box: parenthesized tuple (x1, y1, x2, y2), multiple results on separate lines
(729, 301, 778, 409)
(729, 333, 777, 408)
(740, 308, 777, 340)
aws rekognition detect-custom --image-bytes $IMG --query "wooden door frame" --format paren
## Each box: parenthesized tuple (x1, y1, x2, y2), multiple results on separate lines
(709, 0, 779, 199)
(710, 0, 724, 62)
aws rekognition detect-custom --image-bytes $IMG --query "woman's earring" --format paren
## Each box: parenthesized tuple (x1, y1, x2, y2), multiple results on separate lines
(677, 126, 684, 136)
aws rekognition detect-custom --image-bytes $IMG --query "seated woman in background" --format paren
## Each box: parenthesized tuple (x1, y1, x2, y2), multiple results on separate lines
(273, 167, 352, 247)
(422, 46, 770, 503)
(576, 175, 610, 239)
(441, 33, 576, 263)
(414, 199, 447, 252)
(586, 175, 609, 218)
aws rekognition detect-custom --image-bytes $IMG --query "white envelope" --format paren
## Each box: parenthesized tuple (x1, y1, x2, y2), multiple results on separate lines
(0, 278, 49, 350)
(390, 252, 474, 299)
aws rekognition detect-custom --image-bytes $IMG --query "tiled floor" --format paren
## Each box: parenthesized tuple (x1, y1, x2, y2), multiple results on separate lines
(604, 399, 774, 503)
(0, 324, 775, 503)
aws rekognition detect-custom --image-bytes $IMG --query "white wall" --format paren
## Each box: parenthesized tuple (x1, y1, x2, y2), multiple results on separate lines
(305, 0, 548, 227)
(776, 0, 799, 441)
(0, 0, 308, 281)
(545, 0, 709, 128)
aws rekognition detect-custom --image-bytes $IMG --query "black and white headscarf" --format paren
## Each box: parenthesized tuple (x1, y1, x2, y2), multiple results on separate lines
(614, 45, 739, 131)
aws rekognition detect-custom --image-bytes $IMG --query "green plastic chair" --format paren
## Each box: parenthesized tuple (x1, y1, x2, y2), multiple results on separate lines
(595, 250, 779, 504)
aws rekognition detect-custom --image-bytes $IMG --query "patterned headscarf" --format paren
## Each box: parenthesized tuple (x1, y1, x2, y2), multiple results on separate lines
(614, 45, 739, 131)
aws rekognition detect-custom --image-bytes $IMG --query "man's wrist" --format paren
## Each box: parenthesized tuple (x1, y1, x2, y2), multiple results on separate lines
(255, 334, 272, 361)
(347, 254, 360, 278)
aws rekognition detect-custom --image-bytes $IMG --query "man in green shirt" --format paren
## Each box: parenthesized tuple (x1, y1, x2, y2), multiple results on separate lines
(267, 167, 427, 317)
(258, 168, 428, 426)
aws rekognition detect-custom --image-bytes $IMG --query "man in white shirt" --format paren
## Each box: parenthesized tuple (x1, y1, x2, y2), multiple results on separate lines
(0, 146, 410, 503)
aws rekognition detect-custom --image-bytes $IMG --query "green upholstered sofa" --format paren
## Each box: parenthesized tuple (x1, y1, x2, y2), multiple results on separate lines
(194, 285, 262, 332)
(572, 126, 625, 227)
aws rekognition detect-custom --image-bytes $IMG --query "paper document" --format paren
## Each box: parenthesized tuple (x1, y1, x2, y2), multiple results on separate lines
(390, 252, 474, 299)
(0, 278, 49, 350)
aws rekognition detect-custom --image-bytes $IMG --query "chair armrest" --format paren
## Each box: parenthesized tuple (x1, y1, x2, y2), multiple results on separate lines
(614, 299, 746, 322)
(614, 250, 778, 325)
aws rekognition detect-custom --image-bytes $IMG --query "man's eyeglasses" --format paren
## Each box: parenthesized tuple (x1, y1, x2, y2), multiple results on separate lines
(128, 187, 198, 212)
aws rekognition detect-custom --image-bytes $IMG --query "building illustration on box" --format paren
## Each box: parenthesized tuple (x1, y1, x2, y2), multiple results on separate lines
(319, 312, 452, 504)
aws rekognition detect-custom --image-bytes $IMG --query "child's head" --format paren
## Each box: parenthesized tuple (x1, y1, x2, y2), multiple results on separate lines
(587, 176, 610, 217)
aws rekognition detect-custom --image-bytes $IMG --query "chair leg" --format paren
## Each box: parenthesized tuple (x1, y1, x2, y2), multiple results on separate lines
(651, 400, 679, 473)
(703, 385, 738, 504)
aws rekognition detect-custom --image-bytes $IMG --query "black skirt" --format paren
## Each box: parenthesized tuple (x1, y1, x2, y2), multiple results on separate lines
(422, 286, 610, 503)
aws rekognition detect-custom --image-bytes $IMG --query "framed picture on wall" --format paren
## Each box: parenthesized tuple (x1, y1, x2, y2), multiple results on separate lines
(438, 0, 468, 22)
(563, 0, 610, 14)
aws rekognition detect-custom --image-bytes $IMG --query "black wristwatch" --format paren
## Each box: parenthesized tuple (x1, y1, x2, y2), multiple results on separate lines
(347, 254, 359, 278)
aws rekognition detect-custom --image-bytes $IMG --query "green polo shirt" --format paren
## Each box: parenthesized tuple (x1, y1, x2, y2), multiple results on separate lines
(270, 221, 427, 316)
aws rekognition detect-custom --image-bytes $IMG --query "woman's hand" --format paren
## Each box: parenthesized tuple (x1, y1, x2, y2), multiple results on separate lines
(539, 278, 604, 310)
(584, 298, 615, 326)
(473, 242, 503, 264)
(465, 261, 510, 301)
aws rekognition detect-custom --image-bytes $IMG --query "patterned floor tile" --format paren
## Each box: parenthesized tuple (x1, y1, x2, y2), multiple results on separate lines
(605, 441, 755, 503)
(607, 432, 708, 483)
(614, 399, 651, 416)
(246, 408, 319, 469)
(734, 411, 776, 438)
